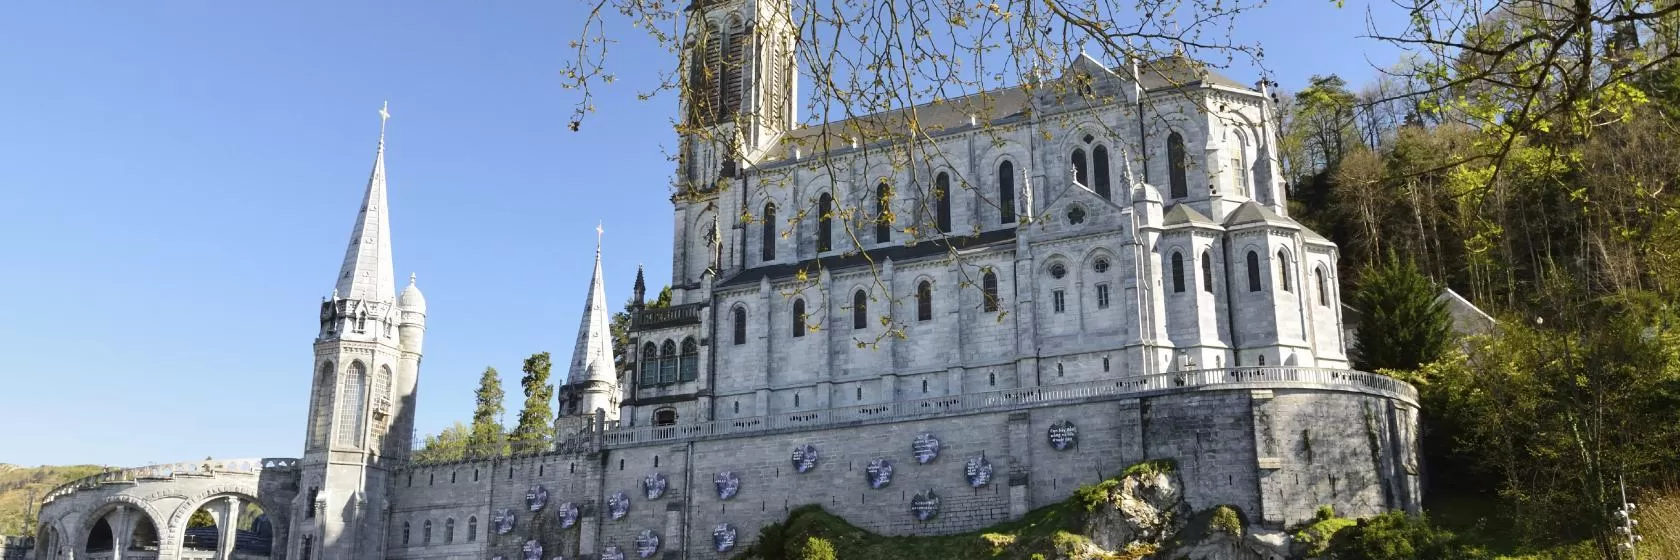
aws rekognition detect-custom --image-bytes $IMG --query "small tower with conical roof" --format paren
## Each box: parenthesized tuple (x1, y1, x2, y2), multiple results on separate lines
(556, 226, 621, 437)
(289, 102, 424, 560)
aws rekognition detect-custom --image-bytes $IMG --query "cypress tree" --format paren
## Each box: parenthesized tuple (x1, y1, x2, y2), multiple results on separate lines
(509, 352, 556, 455)
(466, 367, 507, 458)
(1349, 252, 1453, 372)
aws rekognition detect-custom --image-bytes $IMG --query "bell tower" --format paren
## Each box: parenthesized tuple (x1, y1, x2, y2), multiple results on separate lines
(290, 102, 426, 560)
(671, 0, 797, 289)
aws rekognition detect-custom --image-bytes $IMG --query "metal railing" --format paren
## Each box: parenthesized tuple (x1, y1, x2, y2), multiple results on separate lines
(597, 366, 1416, 448)
(39, 458, 297, 506)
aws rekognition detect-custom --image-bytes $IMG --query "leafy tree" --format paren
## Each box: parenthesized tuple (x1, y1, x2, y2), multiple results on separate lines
(188, 509, 215, 528)
(466, 367, 507, 458)
(509, 352, 555, 455)
(413, 421, 472, 464)
(1350, 253, 1453, 372)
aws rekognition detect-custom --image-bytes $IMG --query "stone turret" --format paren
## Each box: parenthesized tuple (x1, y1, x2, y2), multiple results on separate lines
(556, 233, 620, 438)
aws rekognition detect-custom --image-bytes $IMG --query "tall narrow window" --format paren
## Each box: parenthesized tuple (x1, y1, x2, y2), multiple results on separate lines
(1278, 251, 1292, 292)
(721, 17, 746, 118)
(335, 361, 368, 448)
(817, 192, 833, 252)
(982, 271, 999, 312)
(1246, 251, 1262, 292)
(792, 299, 806, 337)
(641, 342, 659, 385)
(1232, 132, 1250, 196)
(1202, 252, 1214, 293)
(761, 202, 777, 262)
(1168, 132, 1188, 198)
(679, 337, 699, 382)
(1071, 148, 1088, 186)
(916, 281, 933, 321)
(445, 519, 455, 544)
(732, 307, 747, 345)
(1171, 252, 1186, 293)
(1093, 145, 1112, 200)
(423, 520, 432, 545)
(853, 290, 868, 329)
(308, 362, 333, 449)
(1052, 290, 1066, 313)
(659, 340, 678, 384)
(467, 517, 477, 542)
(875, 182, 892, 243)
(934, 172, 952, 234)
(998, 161, 1016, 224)
(1096, 283, 1111, 309)
(301, 536, 314, 560)
(1315, 268, 1329, 306)
(402, 522, 411, 546)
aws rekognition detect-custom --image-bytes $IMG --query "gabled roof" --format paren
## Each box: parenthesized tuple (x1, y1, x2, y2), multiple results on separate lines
(1162, 203, 1218, 227)
(1223, 201, 1297, 228)
(1135, 55, 1252, 91)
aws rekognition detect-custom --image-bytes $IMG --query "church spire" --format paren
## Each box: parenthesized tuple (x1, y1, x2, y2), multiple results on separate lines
(566, 226, 615, 387)
(333, 102, 398, 302)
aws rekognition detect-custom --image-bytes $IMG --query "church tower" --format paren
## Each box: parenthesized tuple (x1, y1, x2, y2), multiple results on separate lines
(290, 103, 426, 560)
(671, 0, 797, 289)
(556, 230, 620, 436)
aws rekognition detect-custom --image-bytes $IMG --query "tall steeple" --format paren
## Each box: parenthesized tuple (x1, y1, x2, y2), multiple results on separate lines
(334, 101, 397, 303)
(566, 224, 615, 387)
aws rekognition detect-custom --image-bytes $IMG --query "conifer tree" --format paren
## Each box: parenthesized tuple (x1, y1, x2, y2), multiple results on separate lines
(509, 352, 555, 454)
(466, 367, 507, 458)
(1349, 253, 1453, 372)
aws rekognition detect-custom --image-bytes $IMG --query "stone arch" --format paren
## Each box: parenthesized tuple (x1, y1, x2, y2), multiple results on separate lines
(166, 485, 269, 557)
(73, 495, 169, 557)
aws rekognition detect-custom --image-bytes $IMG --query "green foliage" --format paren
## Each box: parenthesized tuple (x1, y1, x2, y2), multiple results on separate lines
(508, 352, 555, 454)
(188, 509, 215, 528)
(466, 367, 508, 458)
(0, 464, 104, 536)
(1350, 252, 1453, 372)
(1316, 504, 1337, 521)
(1294, 514, 1356, 557)
(1208, 506, 1243, 537)
(1325, 512, 1476, 560)
(1117, 458, 1175, 478)
(792, 536, 836, 560)
(413, 421, 472, 463)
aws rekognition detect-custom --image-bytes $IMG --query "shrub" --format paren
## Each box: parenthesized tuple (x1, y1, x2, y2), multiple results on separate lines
(792, 536, 835, 560)
(1316, 504, 1337, 521)
(1210, 506, 1244, 537)
(1326, 512, 1472, 560)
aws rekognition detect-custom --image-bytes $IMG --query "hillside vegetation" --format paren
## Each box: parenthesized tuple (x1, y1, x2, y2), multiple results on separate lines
(0, 464, 106, 537)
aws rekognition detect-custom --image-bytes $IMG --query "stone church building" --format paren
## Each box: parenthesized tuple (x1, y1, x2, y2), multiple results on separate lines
(30, 1, 1423, 558)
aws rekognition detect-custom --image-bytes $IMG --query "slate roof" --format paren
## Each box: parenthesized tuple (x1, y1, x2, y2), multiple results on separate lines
(1162, 203, 1218, 227)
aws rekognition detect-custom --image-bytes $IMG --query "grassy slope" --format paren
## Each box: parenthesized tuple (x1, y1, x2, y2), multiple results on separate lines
(0, 464, 107, 537)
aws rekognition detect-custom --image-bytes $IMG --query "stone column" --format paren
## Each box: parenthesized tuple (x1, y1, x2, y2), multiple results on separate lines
(218, 497, 241, 560)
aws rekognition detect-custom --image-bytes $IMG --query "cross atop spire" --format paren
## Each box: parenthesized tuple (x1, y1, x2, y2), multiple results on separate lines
(596, 221, 604, 252)
(332, 102, 399, 303)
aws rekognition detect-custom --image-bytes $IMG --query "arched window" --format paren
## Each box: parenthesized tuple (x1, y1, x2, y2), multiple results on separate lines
(1093, 145, 1112, 199)
(309, 361, 333, 448)
(852, 290, 868, 330)
(467, 517, 477, 542)
(982, 271, 999, 312)
(659, 340, 678, 384)
(423, 520, 432, 545)
(817, 192, 834, 252)
(721, 17, 746, 118)
(1168, 132, 1188, 198)
(679, 337, 699, 382)
(1171, 252, 1186, 293)
(335, 361, 368, 448)
(732, 307, 747, 345)
(640, 342, 659, 385)
(1278, 250, 1292, 292)
(998, 161, 1016, 224)
(1071, 148, 1089, 186)
(356, 310, 367, 332)
(1246, 251, 1262, 292)
(1315, 268, 1329, 306)
(934, 172, 952, 233)
(1232, 131, 1250, 196)
(445, 518, 455, 543)
(402, 522, 411, 546)
(875, 182, 892, 243)
(654, 408, 678, 426)
(301, 535, 314, 560)
(916, 281, 933, 321)
(761, 202, 777, 262)
(1201, 252, 1215, 293)
(792, 299, 806, 338)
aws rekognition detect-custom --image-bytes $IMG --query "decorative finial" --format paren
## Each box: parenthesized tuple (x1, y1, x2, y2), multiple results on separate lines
(409, 272, 417, 285)
(596, 221, 604, 251)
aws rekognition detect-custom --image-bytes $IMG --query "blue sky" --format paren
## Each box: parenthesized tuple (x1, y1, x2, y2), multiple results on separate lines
(0, 1, 1403, 467)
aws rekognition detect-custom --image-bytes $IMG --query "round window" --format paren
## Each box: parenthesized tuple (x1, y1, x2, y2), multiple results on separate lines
(1067, 205, 1087, 225)
(1093, 259, 1110, 273)
(1050, 263, 1067, 279)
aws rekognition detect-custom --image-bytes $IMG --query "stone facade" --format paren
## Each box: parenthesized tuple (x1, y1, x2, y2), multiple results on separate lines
(30, 2, 1424, 557)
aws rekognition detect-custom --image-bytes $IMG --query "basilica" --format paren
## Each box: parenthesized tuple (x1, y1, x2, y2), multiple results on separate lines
(29, 0, 1423, 558)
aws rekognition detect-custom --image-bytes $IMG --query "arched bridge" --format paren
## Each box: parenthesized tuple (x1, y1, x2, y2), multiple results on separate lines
(34, 458, 299, 560)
